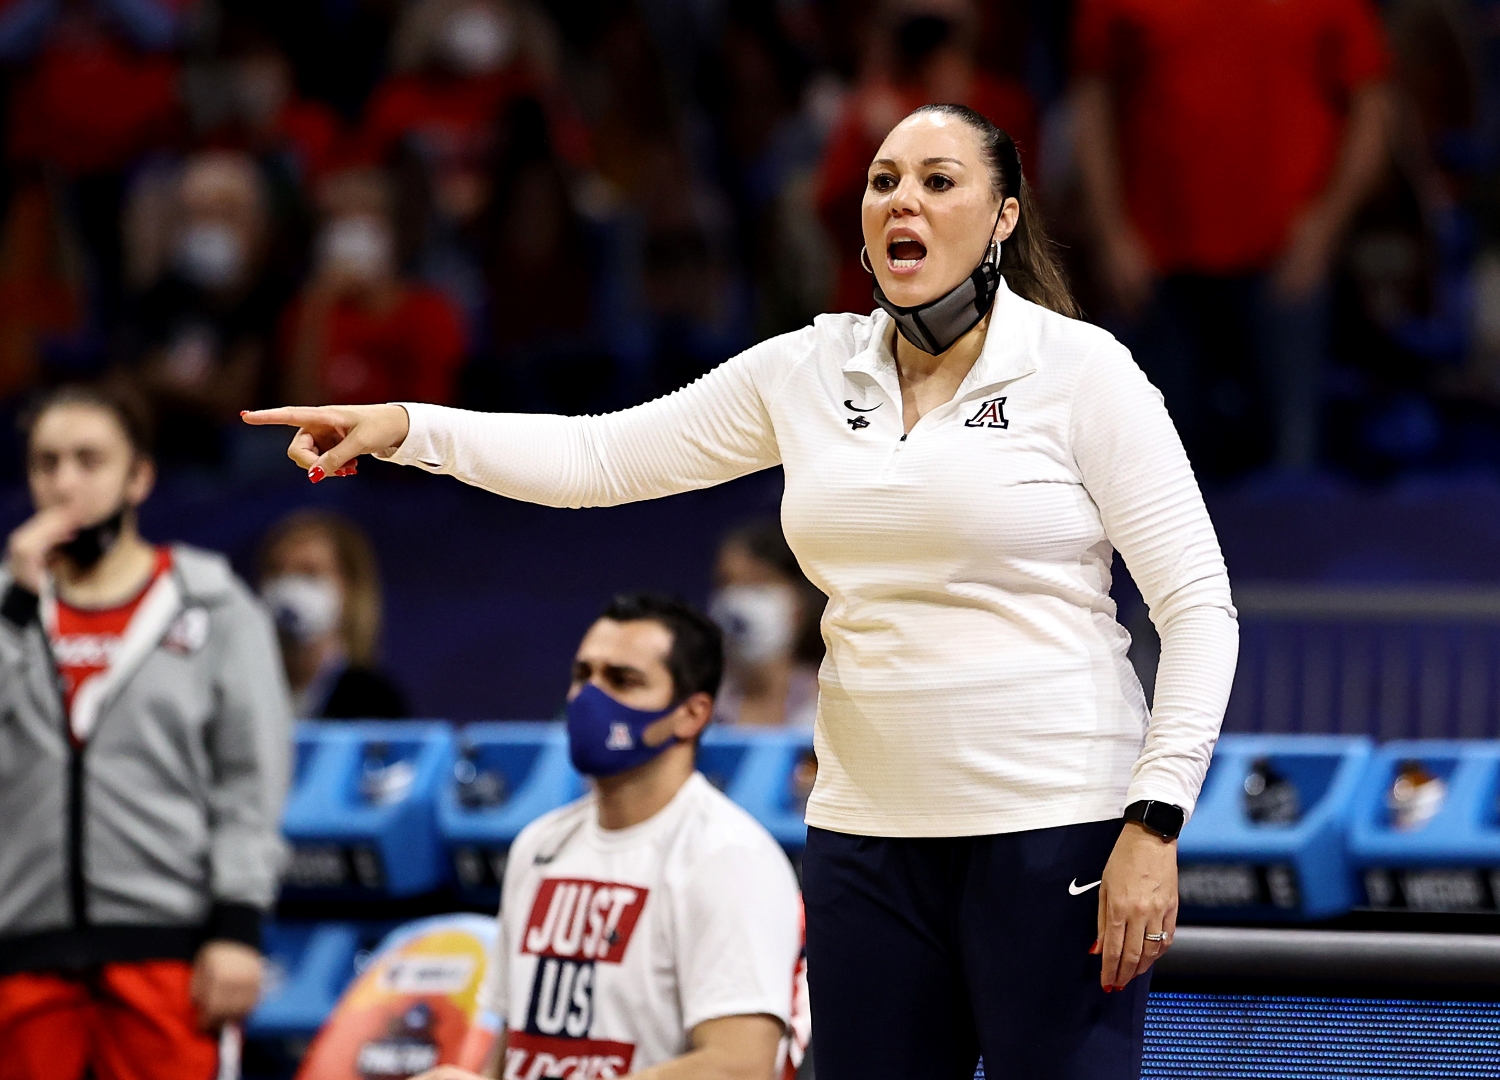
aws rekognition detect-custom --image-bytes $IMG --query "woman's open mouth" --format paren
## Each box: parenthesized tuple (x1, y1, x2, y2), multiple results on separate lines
(887, 238, 927, 272)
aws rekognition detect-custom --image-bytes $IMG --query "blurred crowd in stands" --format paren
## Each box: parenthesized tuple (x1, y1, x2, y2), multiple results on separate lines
(0, 0, 1493, 486)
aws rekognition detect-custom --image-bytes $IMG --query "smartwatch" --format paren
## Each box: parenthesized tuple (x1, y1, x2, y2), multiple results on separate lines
(1123, 800, 1185, 841)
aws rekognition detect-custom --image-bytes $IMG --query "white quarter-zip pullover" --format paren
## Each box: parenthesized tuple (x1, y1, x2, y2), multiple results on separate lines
(384, 280, 1239, 837)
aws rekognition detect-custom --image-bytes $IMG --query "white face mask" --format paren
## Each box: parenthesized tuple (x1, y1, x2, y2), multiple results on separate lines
(710, 584, 797, 666)
(176, 222, 246, 290)
(261, 574, 343, 642)
(318, 216, 394, 282)
(442, 6, 516, 75)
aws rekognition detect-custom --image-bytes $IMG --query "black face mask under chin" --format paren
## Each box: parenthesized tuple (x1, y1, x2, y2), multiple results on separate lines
(873, 244, 1001, 355)
(58, 507, 127, 571)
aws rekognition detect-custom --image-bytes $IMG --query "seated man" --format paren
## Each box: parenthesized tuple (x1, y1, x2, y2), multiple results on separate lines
(418, 593, 803, 1080)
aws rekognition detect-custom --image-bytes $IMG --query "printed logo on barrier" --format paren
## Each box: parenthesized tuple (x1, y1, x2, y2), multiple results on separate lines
(504, 1031, 635, 1079)
(522, 880, 648, 964)
(377, 954, 477, 994)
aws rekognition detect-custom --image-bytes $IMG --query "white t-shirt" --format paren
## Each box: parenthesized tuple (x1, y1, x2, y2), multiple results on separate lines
(478, 772, 803, 1079)
(386, 280, 1238, 836)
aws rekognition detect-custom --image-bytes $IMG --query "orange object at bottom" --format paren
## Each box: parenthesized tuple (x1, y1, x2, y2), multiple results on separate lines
(294, 915, 499, 1080)
(0, 962, 219, 1080)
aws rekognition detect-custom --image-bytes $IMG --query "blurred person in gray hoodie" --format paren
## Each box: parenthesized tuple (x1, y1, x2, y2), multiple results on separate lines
(0, 383, 292, 1080)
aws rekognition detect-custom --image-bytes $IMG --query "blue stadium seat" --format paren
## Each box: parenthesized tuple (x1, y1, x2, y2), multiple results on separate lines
(1177, 735, 1372, 920)
(1348, 740, 1500, 913)
(281, 721, 455, 898)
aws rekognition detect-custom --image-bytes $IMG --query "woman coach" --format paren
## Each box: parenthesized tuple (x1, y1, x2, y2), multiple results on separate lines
(246, 104, 1237, 1079)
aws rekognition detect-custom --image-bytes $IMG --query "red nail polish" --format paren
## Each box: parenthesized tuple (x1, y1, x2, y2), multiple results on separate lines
(239, 410, 249, 417)
(309, 466, 325, 483)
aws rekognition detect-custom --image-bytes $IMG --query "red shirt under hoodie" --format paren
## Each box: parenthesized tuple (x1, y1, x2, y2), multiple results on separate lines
(48, 546, 172, 721)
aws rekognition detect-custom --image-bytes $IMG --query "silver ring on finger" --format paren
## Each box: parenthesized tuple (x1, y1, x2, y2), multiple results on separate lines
(1144, 931, 1169, 942)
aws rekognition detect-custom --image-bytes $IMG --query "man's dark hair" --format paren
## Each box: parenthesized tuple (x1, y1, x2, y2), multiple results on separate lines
(21, 382, 156, 459)
(599, 592, 724, 702)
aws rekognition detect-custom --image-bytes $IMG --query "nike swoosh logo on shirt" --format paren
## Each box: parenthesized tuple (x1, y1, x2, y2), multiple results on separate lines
(1068, 878, 1102, 895)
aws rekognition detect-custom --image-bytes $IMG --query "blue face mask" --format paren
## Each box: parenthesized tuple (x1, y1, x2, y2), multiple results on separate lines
(566, 683, 680, 778)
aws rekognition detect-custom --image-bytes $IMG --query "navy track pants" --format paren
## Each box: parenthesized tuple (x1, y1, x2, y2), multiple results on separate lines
(802, 819, 1150, 1080)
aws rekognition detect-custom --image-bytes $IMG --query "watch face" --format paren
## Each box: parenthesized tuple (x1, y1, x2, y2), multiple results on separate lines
(1148, 802, 1185, 838)
(1129, 800, 1184, 838)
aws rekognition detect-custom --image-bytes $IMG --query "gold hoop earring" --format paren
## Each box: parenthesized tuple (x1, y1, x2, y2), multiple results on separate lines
(860, 246, 873, 274)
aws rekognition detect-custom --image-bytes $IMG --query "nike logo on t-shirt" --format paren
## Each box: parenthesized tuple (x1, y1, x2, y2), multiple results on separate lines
(1068, 878, 1102, 895)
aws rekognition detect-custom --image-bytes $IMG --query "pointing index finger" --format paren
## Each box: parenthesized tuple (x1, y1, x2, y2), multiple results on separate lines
(241, 408, 323, 428)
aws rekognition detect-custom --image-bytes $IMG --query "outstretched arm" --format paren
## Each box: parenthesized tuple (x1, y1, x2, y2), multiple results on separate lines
(244, 335, 796, 508)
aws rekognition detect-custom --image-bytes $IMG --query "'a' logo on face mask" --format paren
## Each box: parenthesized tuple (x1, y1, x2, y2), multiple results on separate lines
(566, 683, 678, 777)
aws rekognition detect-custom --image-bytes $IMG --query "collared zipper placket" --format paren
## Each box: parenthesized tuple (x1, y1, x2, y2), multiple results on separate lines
(892, 398, 958, 454)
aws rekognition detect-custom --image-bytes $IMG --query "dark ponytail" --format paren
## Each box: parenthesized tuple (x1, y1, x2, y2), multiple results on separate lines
(909, 103, 1079, 319)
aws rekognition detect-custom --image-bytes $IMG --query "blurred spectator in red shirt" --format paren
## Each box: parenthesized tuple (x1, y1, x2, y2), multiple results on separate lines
(816, 0, 1036, 314)
(281, 168, 464, 406)
(361, 0, 583, 175)
(117, 151, 286, 465)
(362, 0, 587, 395)
(1073, 0, 1393, 476)
(2, 0, 187, 176)
(2, 0, 192, 341)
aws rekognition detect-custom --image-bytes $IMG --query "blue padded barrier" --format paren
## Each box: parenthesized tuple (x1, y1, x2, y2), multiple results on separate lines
(247, 922, 361, 1039)
(1348, 740, 1500, 912)
(437, 721, 585, 905)
(281, 721, 455, 898)
(1176, 735, 1372, 920)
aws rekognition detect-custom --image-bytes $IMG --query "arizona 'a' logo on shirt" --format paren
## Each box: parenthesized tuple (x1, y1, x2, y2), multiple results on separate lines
(964, 396, 1009, 429)
(511, 879, 650, 1078)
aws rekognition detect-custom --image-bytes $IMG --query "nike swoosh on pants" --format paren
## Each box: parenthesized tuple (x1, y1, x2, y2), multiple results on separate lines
(1068, 878, 1102, 895)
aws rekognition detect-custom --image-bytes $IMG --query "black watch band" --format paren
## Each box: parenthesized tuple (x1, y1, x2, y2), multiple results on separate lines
(1123, 799, 1185, 841)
